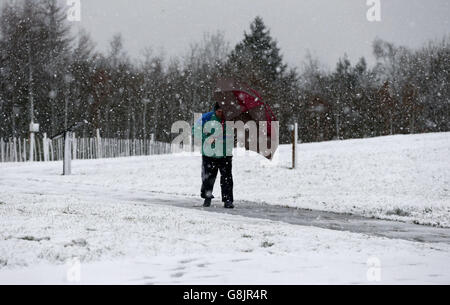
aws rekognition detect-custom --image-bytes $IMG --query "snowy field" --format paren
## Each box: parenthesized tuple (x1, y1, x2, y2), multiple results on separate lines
(4, 132, 447, 225)
(0, 132, 449, 284)
(0, 192, 449, 284)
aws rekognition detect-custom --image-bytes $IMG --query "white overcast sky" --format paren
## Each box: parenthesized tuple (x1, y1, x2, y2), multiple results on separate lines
(4, 0, 450, 69)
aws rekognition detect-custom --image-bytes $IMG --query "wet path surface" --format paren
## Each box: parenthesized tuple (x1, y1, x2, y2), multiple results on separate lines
(3, 174, 449, 245)
(146, 196, 450, 244)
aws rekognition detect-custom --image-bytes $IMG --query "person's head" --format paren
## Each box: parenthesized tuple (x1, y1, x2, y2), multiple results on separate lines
(214, 102, 224, 120)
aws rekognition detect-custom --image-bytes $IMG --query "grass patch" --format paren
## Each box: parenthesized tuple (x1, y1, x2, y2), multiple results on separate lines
(65, 239, 88, 248)
(19, 236, 50, 242)
(62, 206, 80, 215)
(423, 207, 433, 214)
(261, 241, 275, 248)
(386, 208, 410, 217)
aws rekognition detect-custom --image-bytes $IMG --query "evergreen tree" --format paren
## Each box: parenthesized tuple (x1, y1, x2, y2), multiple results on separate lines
(70, 30, 97, 137)
(0, 0, 72, 137)
(225, 16, 297, 143)
(227, 16, 286, 89)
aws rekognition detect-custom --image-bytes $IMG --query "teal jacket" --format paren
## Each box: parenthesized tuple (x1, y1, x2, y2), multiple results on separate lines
(193, 111, 233, 158)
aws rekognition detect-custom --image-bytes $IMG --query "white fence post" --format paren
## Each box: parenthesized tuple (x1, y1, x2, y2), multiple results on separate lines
(96, 129, 101, 159)
(43, 133, 49, 162)
(29, 132, 35, 162)
(292, 123, 298, 169)
(72, 132, 77, 160)
(0, 138, 4, 163)
(63, 132, 72, 175)
(0, 134, 175, 163)
(12, 137, 17, 162)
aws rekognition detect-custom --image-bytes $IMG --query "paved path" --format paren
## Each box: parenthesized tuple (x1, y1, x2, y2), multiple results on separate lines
(3, 174, 449, 244)
(141, 196, 450, 244)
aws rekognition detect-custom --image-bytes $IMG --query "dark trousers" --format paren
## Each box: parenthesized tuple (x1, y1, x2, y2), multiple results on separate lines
(201, 156, 234, 203)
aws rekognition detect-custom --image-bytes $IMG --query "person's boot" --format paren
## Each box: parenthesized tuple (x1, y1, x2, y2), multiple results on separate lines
(203, 198, 212, 207)
(224, 201, 234, 209)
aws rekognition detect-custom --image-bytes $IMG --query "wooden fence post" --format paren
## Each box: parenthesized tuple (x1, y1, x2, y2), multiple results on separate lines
(0, 134, 177, 163)
(0, 138, 4, 163)
(72, 133, 77, 160)
(12, 137, 16, 162)
(63, 132, 72, 175)
(43, 133, 49, 162)
(29, 132, 35, 162)
(36, 135, 42, 161)
(96, 129, 101, 159)
(292, 123, 298, 169)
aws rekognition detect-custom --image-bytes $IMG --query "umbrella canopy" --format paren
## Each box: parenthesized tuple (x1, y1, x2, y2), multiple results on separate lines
(214, 78, 279, 160)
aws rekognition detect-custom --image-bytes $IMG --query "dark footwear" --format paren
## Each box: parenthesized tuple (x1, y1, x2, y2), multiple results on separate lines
(224, 201, 234, 209)
(203, 198, 212, 207)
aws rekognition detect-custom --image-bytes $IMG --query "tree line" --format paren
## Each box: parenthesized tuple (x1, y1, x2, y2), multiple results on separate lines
(0, 0, 449, 144)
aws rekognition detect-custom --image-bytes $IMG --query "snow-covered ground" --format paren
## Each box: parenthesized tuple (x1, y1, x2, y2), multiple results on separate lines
(0, 132, 449, 284)
(4, 132, 447, 225)
(0, 192, 449, 284)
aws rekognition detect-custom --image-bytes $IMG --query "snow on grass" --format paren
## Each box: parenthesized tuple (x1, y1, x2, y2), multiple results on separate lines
(0, 192, 449, 284)
(0, 132, 449, 283)
(3, 132, 444, 226)
(97, 132, 448, 226)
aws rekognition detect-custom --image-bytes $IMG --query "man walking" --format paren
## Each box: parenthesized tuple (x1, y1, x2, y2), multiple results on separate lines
(193, 102, 234, 209)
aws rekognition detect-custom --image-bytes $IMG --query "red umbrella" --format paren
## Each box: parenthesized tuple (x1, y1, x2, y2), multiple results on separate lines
(214, 78, 279, 159)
